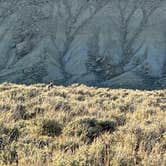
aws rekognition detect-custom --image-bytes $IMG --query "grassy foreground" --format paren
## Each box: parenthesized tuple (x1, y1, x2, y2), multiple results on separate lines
(0, 83, 165, 166)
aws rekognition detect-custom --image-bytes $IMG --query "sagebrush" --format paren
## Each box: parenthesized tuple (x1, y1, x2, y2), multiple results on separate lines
(0, 83, 165, 166)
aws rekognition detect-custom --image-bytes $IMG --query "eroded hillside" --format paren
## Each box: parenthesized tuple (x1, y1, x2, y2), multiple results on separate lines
(0, 0, 166, 88)
(0, 83, 165, 165)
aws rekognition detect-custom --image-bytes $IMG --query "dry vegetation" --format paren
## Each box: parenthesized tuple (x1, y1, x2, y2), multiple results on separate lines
(0, 83, 165, 166)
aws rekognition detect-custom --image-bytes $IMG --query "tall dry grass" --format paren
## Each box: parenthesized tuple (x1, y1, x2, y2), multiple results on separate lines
(0, 83, 165, 165)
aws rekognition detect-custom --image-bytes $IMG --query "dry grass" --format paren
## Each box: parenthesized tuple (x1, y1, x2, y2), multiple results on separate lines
(0, 82, 165, 166)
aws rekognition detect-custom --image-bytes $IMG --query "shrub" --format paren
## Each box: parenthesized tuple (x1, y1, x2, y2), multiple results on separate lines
(11, 104, 44, 120)
(0, 123, 9, 135)
(40, 119, 62, 137)
(54, 101, 71, 112)
(8, 128, 20, 143)
(34, 107, 44, 114)
(63, 117, 116, 143)
(11, 104, 27, 120)
(0, 138, 6, 150)
(0, 145, 18, 165)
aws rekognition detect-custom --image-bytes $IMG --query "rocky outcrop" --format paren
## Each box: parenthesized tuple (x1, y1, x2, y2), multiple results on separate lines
(0, 0, 166, 89)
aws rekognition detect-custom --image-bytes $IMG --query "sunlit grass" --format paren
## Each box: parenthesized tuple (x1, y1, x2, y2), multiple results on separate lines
(0, 83, 165, 165)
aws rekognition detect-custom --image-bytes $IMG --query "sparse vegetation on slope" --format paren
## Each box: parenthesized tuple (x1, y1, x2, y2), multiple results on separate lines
(0, 83, 165, 166)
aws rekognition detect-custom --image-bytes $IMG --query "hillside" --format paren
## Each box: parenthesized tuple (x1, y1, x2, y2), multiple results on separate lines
(0, 83, 165, 165)
(0, 0, 166, 89)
